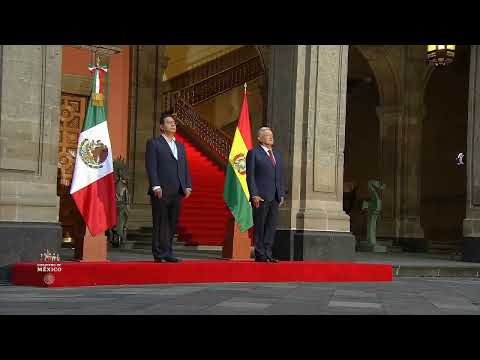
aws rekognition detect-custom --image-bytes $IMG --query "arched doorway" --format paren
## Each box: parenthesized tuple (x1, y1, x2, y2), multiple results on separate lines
(344, 46, 381, 244)
(421, 45, 470, 254)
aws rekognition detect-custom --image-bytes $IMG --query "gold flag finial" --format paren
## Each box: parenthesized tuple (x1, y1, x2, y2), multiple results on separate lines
(244, 82, 247, 94)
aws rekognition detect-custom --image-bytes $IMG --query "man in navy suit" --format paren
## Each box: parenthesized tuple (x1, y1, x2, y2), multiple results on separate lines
(145, 112, 192, 263)
(246, 127, 285, 263)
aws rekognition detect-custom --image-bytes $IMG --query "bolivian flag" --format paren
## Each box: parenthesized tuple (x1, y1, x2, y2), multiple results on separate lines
(223, 89, 254, 232)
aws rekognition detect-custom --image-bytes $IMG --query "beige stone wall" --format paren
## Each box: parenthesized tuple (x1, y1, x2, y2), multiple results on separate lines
(0, 46, 62, 223)
(303, 45, 350, 231)
(268, 45, 350, 233)
(463, 45, 480, 238)
(127, 46, 169, 229)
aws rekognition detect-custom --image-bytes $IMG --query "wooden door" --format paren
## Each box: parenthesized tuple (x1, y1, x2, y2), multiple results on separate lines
(57, 93, 88, 246)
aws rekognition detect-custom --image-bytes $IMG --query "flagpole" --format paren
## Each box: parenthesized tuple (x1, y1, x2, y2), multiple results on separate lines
(222, 81, 253, 260)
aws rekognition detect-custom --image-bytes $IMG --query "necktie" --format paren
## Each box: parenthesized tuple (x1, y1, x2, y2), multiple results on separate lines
(268, 149, 276, 166)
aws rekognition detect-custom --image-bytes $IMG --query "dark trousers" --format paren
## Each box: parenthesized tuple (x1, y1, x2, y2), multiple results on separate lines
(151, 192, 182, 260)
(253, 199, 279, 260)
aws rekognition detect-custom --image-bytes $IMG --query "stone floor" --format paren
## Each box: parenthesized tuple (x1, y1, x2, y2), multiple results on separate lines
(1, 277, 479, 315)
(2, 248, 480, 315)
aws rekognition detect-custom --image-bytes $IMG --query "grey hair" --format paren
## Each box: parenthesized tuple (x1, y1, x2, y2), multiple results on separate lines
(257, 127, 272, 137)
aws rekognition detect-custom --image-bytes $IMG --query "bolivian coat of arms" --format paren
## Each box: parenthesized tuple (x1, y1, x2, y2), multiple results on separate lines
(233, 153, 247, 175)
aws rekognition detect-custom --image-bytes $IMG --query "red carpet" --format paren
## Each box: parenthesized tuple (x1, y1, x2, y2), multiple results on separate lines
(11, 261, 392, 288)
(175, 131, 233, 246)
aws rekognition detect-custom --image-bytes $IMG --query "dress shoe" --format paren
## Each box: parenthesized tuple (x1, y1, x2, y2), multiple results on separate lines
(267, 257, 279, 263)
(164, 256, 181, 263)
(255, 257, 268, 262)
(154, 258, 166, 263)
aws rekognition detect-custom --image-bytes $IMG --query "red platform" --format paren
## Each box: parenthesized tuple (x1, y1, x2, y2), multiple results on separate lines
(11, 260, 392, 287)
(11, 260, 392, 288)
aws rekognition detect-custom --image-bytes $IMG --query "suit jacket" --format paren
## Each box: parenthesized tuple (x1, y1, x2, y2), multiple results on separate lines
(246, 145, 285, 202)
(145, 136, 192, 197)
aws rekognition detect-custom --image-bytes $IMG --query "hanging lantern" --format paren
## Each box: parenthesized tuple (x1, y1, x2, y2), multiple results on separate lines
(427, 45, 456, 66)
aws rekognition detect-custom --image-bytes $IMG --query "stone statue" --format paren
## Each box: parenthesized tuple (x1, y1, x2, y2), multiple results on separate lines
(360, 180, 386, 252)
(107, 157, 130, 247)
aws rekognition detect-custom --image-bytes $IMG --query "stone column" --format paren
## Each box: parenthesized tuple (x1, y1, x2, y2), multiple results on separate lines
(268, 45, 355, 261)
(397, 45, 426, 251)
(0, 46, 63, 271)
(128, 46, 169, 229)
(376, 106, 402, 239)
(463, 45, 480, 262)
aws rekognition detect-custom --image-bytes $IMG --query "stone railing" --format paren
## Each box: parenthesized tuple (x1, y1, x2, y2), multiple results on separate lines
(173, 97, 232, 165)
(166, 45, 258, 92)
(163, 55, 264, 111)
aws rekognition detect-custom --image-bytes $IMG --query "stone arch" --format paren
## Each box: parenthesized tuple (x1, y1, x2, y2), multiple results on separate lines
(421, 45, 470, 253)
(346, 45, 402, 240)
(353, 45, 400, 109)
(344, 46, 382, 241)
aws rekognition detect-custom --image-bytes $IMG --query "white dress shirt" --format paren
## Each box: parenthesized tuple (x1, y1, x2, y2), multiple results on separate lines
(152, 134, 191, 192)
(260, 144, 276, 163)
(163, 134, 178, 160)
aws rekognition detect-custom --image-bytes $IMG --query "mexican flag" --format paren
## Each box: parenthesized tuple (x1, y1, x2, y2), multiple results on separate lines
(223, 89, 254, 232)
(70, 63, 116, 236)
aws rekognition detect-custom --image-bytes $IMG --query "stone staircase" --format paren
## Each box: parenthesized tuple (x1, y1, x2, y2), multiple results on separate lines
(122, 227, 155, 251)
(428, 240, 461, 257)
(377, 239, 403, 253)
(356, 238, 403, 253)
(123, 227, 224, 254)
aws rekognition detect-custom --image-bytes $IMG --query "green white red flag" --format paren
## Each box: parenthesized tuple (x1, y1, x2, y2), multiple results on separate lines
(70, 62, 116, 235)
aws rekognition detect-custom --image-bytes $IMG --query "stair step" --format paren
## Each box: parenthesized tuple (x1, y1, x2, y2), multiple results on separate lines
(181, 209, 228, 214)
(178, 219, 228, 224)
(166, 128, 233, 247)
(181, 208, 229, 213)
(177, 226, 227, 232)
(429, 242, 458, 253)
(181, 205, 228, 210)
(386, 246, 403, 253)
(179, 234, 227, 239)
(430, 243, 458, 248)
(184, 194, 225, 198)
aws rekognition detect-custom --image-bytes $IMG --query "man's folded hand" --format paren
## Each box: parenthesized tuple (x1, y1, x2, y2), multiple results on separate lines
(252, 196, 264, 208)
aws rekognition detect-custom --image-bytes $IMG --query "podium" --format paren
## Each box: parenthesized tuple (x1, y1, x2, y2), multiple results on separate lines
(74, 228, 108, 262)
(221, 218, 251, 260)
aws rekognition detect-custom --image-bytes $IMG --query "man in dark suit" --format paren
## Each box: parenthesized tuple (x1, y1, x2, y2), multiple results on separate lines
(246, 127, 285, 263)
(145, 112, 192, 263)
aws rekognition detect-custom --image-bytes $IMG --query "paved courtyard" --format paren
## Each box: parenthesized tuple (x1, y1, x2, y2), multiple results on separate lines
(1, 277, 479, 315)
